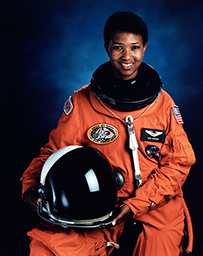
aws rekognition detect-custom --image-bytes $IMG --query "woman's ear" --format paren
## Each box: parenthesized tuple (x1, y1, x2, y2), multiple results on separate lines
(143, 43, 148, 53)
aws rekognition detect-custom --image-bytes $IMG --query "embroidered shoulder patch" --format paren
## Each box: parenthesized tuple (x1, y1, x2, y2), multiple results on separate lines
(141, 128, 166, 143)
(87, 124, 118, 144)
(64, 96, 73, 115)
(172, 105, 184, 124)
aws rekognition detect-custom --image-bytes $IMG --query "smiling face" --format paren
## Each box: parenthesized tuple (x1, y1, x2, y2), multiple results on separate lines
(105, 31, 147, 80)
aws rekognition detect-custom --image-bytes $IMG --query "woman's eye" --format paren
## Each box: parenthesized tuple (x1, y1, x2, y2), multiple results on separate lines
(132, 45, 140, 50)
(113, 45, 122, 50)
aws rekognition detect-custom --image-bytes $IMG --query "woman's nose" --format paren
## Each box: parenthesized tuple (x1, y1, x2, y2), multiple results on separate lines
(122, 48, 131, 60)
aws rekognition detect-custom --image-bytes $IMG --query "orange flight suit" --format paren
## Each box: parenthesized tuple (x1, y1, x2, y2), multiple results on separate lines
(22, 84, 196, 256)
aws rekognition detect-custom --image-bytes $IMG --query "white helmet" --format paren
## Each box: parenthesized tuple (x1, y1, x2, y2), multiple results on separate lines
(37, 146, 117, 229)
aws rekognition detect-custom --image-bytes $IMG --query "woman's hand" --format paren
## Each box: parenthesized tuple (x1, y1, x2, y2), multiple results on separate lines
(112, 204, 133, 226)
(23, 188, 42, 212)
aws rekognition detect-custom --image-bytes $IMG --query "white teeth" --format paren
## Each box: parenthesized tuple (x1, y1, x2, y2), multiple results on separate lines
(122, 63, 132, 67)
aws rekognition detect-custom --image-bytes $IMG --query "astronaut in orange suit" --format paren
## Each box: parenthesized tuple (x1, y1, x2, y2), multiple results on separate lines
(22, 11, 195, 256)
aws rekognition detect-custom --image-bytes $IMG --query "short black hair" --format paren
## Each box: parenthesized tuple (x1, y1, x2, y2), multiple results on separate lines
(104, 11, 148, 46)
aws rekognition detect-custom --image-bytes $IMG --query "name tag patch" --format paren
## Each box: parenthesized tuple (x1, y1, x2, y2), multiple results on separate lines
(141, 128, 165, 143)
(87, 124, 118, 144)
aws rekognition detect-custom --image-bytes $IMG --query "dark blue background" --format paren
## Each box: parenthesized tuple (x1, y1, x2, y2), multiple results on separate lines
(1, 0, 203, 255)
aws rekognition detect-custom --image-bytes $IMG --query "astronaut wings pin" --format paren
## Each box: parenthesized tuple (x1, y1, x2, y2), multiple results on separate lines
(145, 130, 163, 137)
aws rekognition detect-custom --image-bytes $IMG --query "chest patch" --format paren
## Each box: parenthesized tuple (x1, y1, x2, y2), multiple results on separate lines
(145, 145, 161, 159)
(141, 128, 165, 143)
(87, 124, 118, 144)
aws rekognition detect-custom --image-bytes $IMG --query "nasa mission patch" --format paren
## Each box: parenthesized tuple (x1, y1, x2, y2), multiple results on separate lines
(87, 124, 118, 144)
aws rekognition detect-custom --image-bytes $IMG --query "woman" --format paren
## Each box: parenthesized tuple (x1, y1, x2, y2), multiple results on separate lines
(22, 11, 195, 256)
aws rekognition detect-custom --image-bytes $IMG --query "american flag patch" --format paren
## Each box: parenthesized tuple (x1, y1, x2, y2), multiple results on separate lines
(172, 105, 184, 124)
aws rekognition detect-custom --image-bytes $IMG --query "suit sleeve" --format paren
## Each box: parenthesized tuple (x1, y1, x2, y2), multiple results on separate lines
(125, 105, 196, 218)
(21, 91, 84, 195)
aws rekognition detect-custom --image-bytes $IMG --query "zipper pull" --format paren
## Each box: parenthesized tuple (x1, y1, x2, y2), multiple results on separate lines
(126, 115, 138, 150)
(125, 115, 142, 188)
